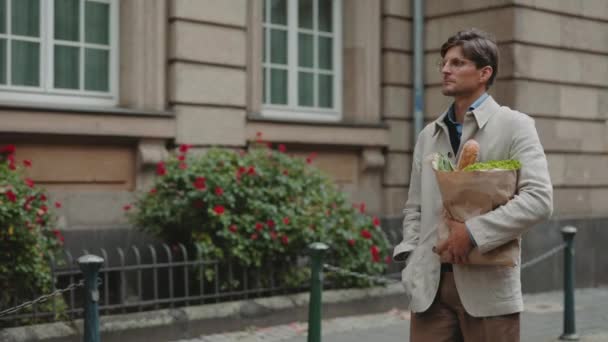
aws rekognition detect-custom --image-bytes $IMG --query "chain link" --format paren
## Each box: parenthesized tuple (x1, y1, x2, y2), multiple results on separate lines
(324, 243, 567, 285)
(521, 243, 567, 270)
(323, 264, 401, 284)
(0, 280, 85, 319)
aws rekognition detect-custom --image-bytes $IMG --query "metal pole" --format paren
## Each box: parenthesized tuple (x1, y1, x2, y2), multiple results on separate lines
(412, 0, 425, 139)
(307, 242, 329, 342)
(560, 226, 579, 341)
(78, 254, 104, 342)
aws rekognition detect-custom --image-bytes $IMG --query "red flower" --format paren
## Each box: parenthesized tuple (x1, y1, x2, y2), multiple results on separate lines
(371, 245, 381, 263)
(5, 190, 16, 203)
(306, 152, 318, 164)
(179, 162, 188, 170)
(0, 144, 16, 154)
(123, 204, 132, 211)
(348, 239, 356, 247)
(278, 144, 287, 153)
(54, 202, 62, 209)
(178, 155, 186, 161)
(149, 188, 157, 195)
(283, 217, 290, 225)
(179, 144, 192, 153)
(373, 216, 381, 227)
(250, 233, 258, 240)
(266, 142, 273, 148)
(247, 166, 256, 175)
(229, 225, 238, 233)
(156, 161, 167, 176)
(385, 256, 392, 264)
(359, 202, 366, 213)
(192, 200, 205, 209)
(213, 205, 225, 215)
(361, 229, 372, 239)
(270, 231, 278, 240)
(24, 203, 32, 211)
(281, 235, 289, 245)
(53, 229, 65, 243)
(255, 222, 264, 231)
(8, 163, 16, 170)
(267, 220, 275, 229)
(39, 194, 47, 201)
(25, 178, 34, 188)
(23, 159, 32, 167)
(282, 170, 288, 176)
(36, 217, 44, 224)
(215, 187, 224, 196)
(193, 177, 206, 190)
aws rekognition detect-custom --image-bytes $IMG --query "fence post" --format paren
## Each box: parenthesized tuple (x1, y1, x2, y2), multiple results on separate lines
(78, 255, 104, 342)
(307, 242, 329, 342)
(560, 226, 578, 341)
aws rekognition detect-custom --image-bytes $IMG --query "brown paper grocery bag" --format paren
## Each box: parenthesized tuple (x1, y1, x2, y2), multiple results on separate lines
(433, 168, 520, 266)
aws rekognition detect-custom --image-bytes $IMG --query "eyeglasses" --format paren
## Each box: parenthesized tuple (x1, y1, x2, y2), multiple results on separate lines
(436, 58, 476, 72)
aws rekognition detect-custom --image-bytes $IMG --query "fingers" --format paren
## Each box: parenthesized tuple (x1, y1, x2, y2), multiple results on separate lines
(434, 239, 449, 254)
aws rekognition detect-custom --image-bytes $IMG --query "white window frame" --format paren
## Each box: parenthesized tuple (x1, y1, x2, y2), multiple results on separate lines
(0, 0, 118, 106)
(261, 0, 342, 122)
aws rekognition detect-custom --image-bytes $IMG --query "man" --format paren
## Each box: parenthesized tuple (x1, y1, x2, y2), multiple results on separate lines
(393, 29, 553, 341)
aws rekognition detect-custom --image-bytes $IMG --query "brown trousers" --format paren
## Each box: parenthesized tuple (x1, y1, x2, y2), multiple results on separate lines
(410, 271, 520, 342)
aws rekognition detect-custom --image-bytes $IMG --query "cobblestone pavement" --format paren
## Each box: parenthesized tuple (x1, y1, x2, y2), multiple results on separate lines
(174, 288, 608, 342)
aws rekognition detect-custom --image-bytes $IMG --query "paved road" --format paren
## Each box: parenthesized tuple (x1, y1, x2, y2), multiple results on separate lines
(175, 287, 608, 342)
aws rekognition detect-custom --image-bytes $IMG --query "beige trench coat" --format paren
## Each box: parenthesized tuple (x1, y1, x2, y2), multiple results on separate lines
(393, 96, 553, 317)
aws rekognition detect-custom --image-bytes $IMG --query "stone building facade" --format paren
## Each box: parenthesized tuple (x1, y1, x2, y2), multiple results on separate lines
(2, 0, 607, 272)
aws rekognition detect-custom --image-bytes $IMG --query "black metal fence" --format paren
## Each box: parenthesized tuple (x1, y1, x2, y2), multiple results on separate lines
(0, 243, 310, 327)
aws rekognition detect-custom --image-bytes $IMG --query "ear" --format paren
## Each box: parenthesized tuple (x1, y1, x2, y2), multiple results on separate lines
(479, 66, 493, 84)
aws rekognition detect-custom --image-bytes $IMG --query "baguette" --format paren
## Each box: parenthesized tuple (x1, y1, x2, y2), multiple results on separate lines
(457, 139, 480, 170)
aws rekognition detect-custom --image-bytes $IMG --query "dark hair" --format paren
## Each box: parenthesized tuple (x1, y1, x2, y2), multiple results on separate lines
(440, 28, 499, 88)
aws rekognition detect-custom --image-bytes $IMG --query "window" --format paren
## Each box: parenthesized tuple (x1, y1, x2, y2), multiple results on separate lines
(262, 0, 342, 121)
(0, 0, 117, 106)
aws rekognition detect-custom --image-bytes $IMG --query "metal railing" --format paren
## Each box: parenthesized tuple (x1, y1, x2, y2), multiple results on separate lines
(0, 244, 309, 328)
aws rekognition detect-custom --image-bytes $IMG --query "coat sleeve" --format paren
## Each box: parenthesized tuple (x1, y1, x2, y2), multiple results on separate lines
(393, 135, 423, 261)
(466, 114, 553, 254)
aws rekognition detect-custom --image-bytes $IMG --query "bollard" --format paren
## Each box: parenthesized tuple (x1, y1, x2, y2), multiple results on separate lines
(560, 226, 578, 341)
(307, 242, 329, 342)
(78, 254, 104, 342)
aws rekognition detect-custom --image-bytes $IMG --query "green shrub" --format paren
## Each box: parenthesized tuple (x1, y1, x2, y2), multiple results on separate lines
(129, 140, 391, 288)
(0, 145, 66, 326)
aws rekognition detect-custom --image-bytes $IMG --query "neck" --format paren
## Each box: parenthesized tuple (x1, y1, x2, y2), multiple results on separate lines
(452, 88, 486, 123)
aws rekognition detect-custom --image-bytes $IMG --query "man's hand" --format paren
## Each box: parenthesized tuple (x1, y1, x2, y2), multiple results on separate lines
(434, 217, 474, 264)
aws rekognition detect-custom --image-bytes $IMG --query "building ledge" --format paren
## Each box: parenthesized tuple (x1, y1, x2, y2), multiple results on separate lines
(246, 115, 389, 148)
(0, 102, 176, 139)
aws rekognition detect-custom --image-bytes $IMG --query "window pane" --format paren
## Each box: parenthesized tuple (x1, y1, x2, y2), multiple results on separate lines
(298, 33, 313, 68)
(298, 0, 312, 29)
(54, 45, 79, 89)
(270, 68, 287, 105)
(262, 27, 267, 63)
(298, 72, 313, 107)
(55, 0, 79, 41)
(11, 40, 39, 86)
(85, 1, 109, 45)
(318, 36, 332, 70)
(318, 0, 332, 32)
(270, 29, 287, 64)
(318, 74, 333, 108)
(0, 0, 5, 34)
(0, 39, 5, 84)
(85, 48, 109, 91)
(12, 0, 39, 37)
(270, 0, 286, 25)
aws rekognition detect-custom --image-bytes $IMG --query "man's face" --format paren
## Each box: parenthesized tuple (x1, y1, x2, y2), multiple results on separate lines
(440, 45, 489, 97)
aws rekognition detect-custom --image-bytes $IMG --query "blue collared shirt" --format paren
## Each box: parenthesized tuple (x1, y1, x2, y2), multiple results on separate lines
(446, 92, 490, 143)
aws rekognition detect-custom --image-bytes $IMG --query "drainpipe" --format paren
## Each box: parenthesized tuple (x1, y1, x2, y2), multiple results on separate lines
(412, 0, 425, 140)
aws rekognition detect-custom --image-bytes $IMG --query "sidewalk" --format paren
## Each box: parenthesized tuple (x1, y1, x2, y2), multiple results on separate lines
(174, 287, 608, 342)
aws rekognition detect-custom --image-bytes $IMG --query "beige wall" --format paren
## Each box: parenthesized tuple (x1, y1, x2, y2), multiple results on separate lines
(397, 0, 608, 219)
